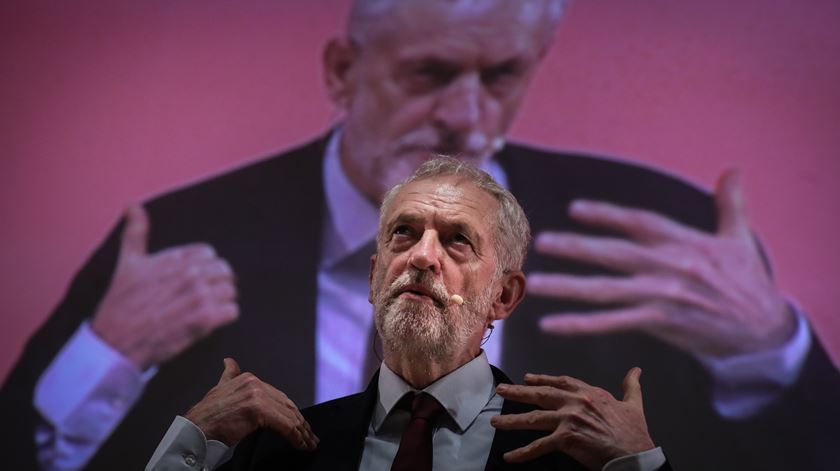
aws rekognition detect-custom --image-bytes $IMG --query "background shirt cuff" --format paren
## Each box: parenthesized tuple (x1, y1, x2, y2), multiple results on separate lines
(697, 304, 811, 418)
(603, 447, 666, 471)
(35, 321, 154, 439)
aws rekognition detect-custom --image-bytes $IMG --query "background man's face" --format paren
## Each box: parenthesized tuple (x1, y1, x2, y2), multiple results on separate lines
(333, 1, 550, 201)
(371, 176, 501, 362)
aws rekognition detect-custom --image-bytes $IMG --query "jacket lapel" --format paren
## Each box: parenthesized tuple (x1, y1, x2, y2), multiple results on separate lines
(304, 372, 380, 470)
(485, 367, 525, 470)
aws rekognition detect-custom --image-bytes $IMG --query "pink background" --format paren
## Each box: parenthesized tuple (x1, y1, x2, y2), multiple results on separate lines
(2, 0, 839, 384)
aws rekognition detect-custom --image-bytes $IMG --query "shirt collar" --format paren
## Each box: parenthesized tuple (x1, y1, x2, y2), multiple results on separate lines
(373, 351, 496, 433)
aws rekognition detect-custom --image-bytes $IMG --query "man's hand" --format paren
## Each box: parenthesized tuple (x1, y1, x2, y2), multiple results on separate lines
(91, 205, 239, 369)
(529, 170, 796, 359)
(184, 358, 319, 449)
(492, 368, 654, 470)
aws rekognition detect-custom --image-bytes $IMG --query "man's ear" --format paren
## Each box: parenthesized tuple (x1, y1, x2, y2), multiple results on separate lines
(490, 270, 526, 322)
(368, 254, 377, 304)
(323, 37, 359, 111)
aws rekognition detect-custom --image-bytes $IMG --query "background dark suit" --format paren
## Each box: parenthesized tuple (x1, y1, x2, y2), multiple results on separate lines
(2, 136, 838, 470)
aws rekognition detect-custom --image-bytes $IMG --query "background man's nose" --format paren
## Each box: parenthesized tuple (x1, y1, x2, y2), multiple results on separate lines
(433, 74, 483, 136)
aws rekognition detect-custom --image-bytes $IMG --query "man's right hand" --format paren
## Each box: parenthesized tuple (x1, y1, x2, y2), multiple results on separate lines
(91, 205, 239, 370)
(185, 358, 319, 449)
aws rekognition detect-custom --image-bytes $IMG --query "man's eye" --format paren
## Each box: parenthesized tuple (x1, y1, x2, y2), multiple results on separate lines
(451, 233, 471, 245)
(393, 225, 413, 237)
(400, 64, 459, 94)
(481, 62, 522, 90)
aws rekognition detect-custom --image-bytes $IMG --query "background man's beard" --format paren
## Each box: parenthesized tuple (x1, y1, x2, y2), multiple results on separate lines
(373, 270, 492, 362)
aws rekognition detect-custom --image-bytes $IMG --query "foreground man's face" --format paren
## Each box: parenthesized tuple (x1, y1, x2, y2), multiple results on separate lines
(371, 176, 501, 363)
(332, 1, 549, 201)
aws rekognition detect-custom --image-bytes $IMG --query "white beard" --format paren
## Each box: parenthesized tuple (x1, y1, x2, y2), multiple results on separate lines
(373, 269, 491, 362)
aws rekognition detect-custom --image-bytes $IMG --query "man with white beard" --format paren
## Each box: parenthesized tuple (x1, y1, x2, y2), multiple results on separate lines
(146, 158, 670, 471)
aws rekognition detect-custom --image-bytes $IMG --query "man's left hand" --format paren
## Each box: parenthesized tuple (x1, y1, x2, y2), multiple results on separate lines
(529, 170, 796, 359)
(491, 368, 654, 470)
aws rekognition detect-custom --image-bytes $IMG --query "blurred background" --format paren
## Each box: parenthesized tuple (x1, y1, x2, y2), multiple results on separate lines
(2, 0, 839, 383)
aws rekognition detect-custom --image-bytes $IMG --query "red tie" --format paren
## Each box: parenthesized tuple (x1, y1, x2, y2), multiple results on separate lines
(390, 392, 446, 471)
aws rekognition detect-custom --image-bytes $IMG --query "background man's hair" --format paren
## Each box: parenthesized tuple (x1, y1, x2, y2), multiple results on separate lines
(378, 156, 531, 274)
(348, 0, 566, 49)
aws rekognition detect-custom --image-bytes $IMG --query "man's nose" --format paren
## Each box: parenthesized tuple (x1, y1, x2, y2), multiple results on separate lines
(408, 230, 442, 274)
(433, 73, 483, 136)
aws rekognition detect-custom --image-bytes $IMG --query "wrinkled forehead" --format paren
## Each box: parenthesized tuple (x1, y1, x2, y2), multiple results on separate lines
(350, 0, 558, 50)
(382, 176, 499, 232)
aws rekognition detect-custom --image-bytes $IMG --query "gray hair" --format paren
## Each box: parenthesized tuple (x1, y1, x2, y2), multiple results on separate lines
(378, 157, 531, 274)
(348, 0, 566, 48)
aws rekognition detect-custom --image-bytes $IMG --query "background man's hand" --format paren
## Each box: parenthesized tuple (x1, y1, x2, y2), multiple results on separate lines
(529, 170, 796, 359)
(91, 205, 239, 369)
(184, 358, 319, 449)
(492, 368, 654, 470)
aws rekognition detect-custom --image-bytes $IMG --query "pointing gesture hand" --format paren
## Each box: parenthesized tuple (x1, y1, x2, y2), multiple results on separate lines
(91, 205, 239, 369)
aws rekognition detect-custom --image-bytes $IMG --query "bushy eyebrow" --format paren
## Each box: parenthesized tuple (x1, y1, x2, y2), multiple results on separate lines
(386, 212, 485, 248)
(385, 213, 422, 231)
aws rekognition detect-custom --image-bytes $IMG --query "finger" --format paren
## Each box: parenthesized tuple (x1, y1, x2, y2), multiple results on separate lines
(211, 302, 240, 326)
(528, 274, 722, 313)
(260, 388, 311, 442)
(156, 297, 238, 346)
(180, 259, 235, 286)
(218, 357, 241, 385)
(300, 420, 319, 449)
(539, 305, 665, 336)
(149, 246, 221, 278)
(503, 434, 555, 463)
(231, 376, 318, 450)
(285, 419, 318, 450)
(209, 281, 238, 304)
(301, 418, 319, 447)
(164, 267, 237, 306)
(622, 367, 644, 407)
(204, 259, 235, 283)
(139, 245, 221, 284)
(715, 169, 752, 240)
(533, 233, 668, 274)
(154, 243, 218, 264)
(522, 373, 586, 392)
(495, 384, 568, 409)
(119, 205, 149, 260)
(528, 273, 663, 304)
(491, 410, 560, 432)
(160, 280, 239, 327)
(266, 408, 318, 450)
(568, 200, 702, 244)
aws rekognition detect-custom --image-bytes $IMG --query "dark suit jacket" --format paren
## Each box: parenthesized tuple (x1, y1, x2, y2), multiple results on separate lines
(1, 135, 838, 470)
(219, 366, 667, 471)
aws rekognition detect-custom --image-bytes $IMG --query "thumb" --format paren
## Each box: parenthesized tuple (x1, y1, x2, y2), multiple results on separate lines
(622, 367, 644, 406)
(218, 357, 241, 385)
(119, 205, 149, 259)
(715, 169, 751, 239)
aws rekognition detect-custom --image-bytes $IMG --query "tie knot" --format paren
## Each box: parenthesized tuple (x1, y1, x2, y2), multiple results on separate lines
(406, 392, 445, 422)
